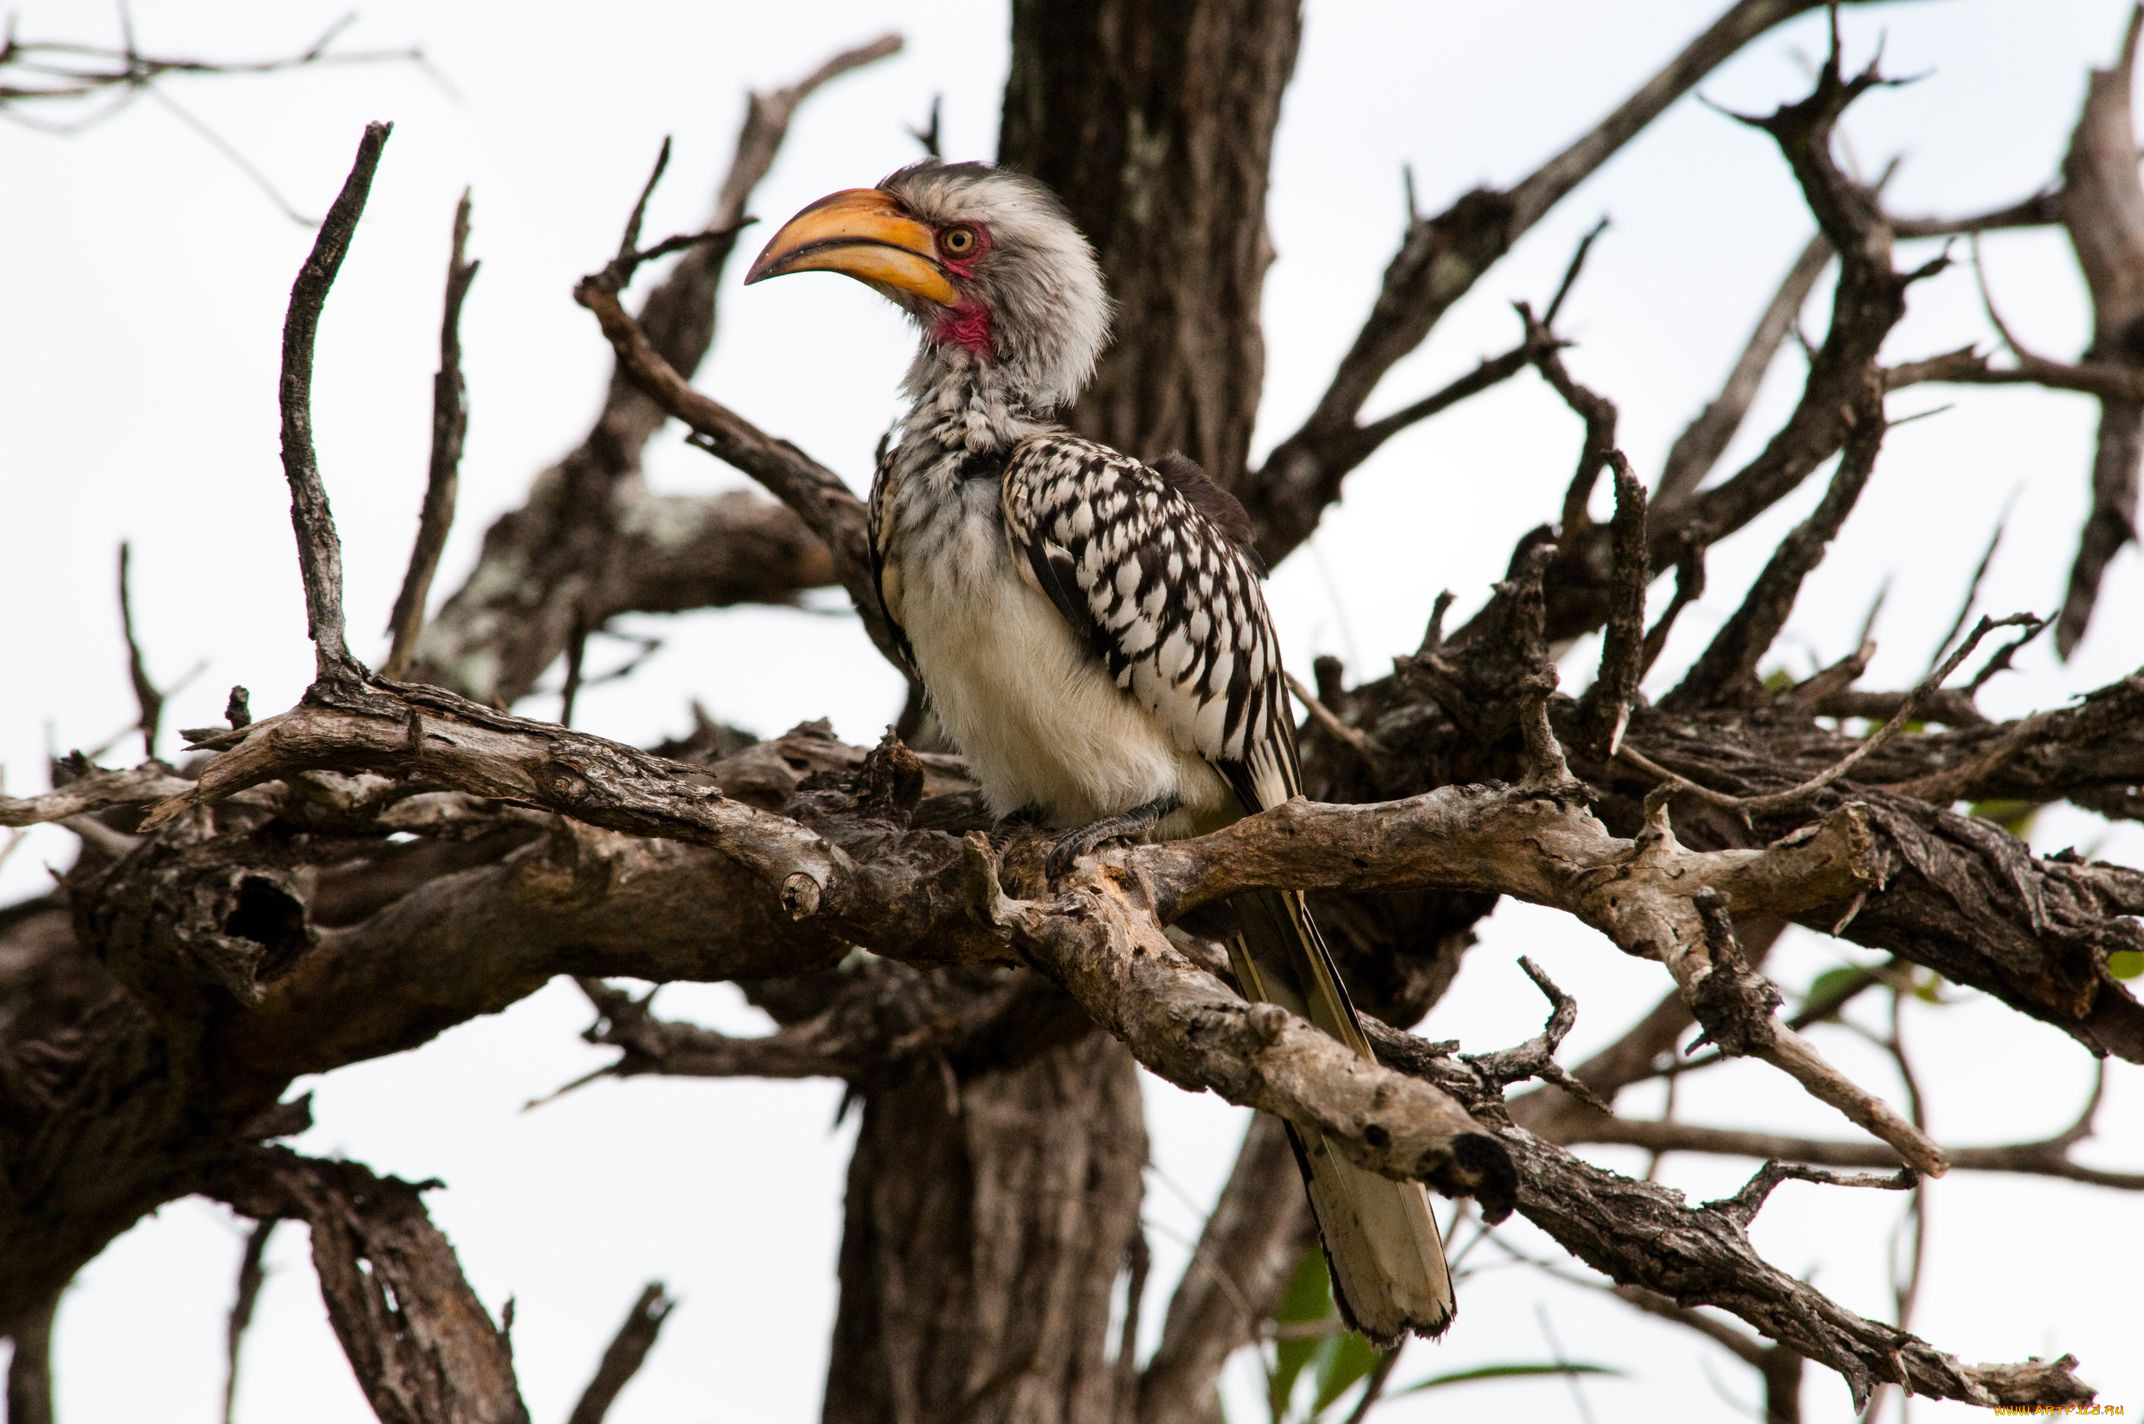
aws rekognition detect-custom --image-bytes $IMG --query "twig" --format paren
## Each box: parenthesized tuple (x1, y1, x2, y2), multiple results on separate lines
(2053, 4, 2144, 660)
(1926, 496, 2014, 677)
(1545, 215, 1611, 327)
(565, 1282, 675, 1424)
(142, 82, 317, 224)
(1706, 1159, 1917, 1230)
(911, 93, 943, 157)
(572, 153, 900, 666)
(0, 12, 424, 219)
(1113, 1230, 1150, 1418)
(1136, 1115, 1311, 1424)
(279, 120, 391, 686)
(1265, 0, 1902, 535)
(1637, 537, 1706, 680)
(1248, 184, 1607, 555)
(1623, 612, 2037, 814)
(1667, 381, 1886, 711)
(222, 1219, 275, 1424)
(1668, 890, 1948, 1177)
(1340, 1345, 1405, 1424)
(1537, 1302, 1600, 1424)
(118, 541, 163, 759)
(1889, 188, 2062, 239)
(717, 33, 903, 225)
(4, 1295, 54, 1424)
(384, 189, 477, 679)
(1658, 232, 1832, 505)
(1579, 455, 1648, 756)
(1513, 300, 1619, 539)
(1458, 957, 1614, 1114)
(407, 35, 898, 704)
(1556, 1074, 2144, 1188)
(1284, 670, 1379, 764)
(560, 613, 590, 730)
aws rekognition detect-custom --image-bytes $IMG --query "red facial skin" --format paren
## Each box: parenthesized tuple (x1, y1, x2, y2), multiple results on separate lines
(928, 223, 994, 358)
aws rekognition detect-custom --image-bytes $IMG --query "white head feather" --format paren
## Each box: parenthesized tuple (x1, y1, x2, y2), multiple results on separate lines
(879, 161, 1114, 417)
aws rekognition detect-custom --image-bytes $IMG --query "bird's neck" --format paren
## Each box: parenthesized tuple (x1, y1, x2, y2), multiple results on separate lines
(899, 337, 1065, 456)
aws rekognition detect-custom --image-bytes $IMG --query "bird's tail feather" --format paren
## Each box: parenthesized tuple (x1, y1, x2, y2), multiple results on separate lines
(1227, 887, 1454, 1344)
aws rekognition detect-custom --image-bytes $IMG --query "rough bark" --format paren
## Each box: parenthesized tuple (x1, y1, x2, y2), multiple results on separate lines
(6, 6, 2142, 1420)
(999, 0, 1302, 489)
(2056, 5, 2144, 657)
(823, 1026, 1147, 1424)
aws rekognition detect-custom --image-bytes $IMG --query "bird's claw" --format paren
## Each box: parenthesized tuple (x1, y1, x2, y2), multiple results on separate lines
(1043, 794, 1180, 880)
(1044, 826, 1114, 881)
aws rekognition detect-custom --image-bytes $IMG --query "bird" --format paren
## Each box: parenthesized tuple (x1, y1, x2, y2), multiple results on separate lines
(745, 159, 1453, 1344)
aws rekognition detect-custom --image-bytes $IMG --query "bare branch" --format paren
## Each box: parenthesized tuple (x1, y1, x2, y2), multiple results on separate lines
(1637, 536, 1706, 680)
(222, 1219, 275, 1424)
(4, 1295, 54, 1424)
(1706, 1158, 1917, 1230)
(570, 177, 899, 665)
(1515, 301, 1619, 540)
(1249, 0, 1896, 563)
(279, 120, 390, 687)
(1452, 957, 1612, 1114)
(1137, 1115, 1311, 1424)
(1667, 377, 1886, 710)
(560, 966, 1042, 1089)
(1657, 231, 1830, 506)
(2054, 3, 2144, 658)
(0, 762, 197, 827)
(384, 190, 477, 679)
(566, 1283, 674, 1424)
(1634, 614, 2040, 815)
(1390, 1017, 2088, 1408)
(412, 37, 901, 703)
(1555, 1116, 2144, 1191)
(1889, 188, 2063, 239)
(206, 1150, 525, 1424)
(0, 14, 419, 108)
(910, 93, 943, 158)
(118, 540, 165, 759)
(1576, 455, 1648, 757)
(1926, 494, 2015, 676)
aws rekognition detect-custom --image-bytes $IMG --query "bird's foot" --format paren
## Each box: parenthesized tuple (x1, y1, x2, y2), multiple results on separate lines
(1045, 794, 1180, 880)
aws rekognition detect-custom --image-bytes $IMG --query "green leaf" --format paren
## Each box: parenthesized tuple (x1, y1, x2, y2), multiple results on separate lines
(1803, 965, 1868, 1011)
(1968, 798, 2039, 839)
(2110, 950, 2144, 980)
(1388, 1361, 1624, 1397)
(1760, 666, 1797, 693)
(1269, 1246, 1335, 1422)
(1310, 1330, 1383, 1417)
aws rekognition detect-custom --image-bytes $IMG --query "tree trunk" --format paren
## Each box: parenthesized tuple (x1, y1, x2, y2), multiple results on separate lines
(1000, 0, 1304, 489)
(815, 7, 1312, 1416)
(821, 1029, 1148, 1424)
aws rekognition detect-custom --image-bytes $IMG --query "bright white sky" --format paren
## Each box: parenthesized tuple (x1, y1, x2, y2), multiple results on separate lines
(3, 2, 2141, 1421)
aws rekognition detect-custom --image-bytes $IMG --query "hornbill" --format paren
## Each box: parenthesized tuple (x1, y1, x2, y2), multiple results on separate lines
(746, 160, 1454, 1343)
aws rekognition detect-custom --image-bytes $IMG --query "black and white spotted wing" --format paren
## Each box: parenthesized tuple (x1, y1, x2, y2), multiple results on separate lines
(1000, 436, 1302, 812)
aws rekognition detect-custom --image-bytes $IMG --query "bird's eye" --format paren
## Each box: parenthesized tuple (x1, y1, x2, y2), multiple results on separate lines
(939, 225, 979, 258)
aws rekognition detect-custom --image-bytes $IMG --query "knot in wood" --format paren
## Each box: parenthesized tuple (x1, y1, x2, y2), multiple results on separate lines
(543, 757, 592, 798)
(781, 871, 824, 920)
(1245, 1001, 1290, 1046)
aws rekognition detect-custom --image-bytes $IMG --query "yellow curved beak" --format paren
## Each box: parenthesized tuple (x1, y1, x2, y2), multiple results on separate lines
(743, 187, 959, 306)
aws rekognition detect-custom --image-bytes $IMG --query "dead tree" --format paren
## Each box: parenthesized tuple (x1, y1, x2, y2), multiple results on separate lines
(5, 3, 2142, 1422)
